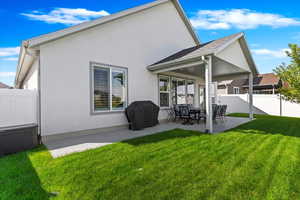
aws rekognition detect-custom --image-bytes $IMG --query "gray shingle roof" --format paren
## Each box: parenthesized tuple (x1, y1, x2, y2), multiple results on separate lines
(150, 32, 243, 66)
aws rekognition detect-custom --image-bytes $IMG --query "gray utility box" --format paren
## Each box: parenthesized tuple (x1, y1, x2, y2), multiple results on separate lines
(0, 124, 38, 157)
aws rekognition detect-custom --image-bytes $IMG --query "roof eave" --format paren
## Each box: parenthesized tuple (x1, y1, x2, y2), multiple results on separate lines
(147, 52, 213, 71)
(14, 45, 39, 88)
(213, 32, 244, 55)
(242, 83, 280, 87)
(25, 0, 200, 48)
(26, 0, 171, 47)
(14, 44, 26, 86)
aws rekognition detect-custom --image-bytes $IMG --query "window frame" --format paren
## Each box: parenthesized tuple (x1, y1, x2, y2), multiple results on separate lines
(158, 75, 171, 108)
(233, 87, 240, 94)
(90, 62, 128, 114)
(173, 77, 186, 105)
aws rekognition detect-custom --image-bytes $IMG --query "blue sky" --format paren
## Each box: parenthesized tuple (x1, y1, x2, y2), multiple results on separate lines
(1, 0, 300, 86)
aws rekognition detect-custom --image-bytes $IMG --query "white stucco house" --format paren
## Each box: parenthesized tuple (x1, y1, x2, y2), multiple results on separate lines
(15, 0, 258, 138)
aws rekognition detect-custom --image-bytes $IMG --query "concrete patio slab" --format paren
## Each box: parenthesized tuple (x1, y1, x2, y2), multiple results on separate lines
(44, 117, 251, 158)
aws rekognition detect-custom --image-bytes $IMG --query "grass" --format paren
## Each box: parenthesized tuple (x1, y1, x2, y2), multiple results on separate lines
(1, 114, 300, 200)
(227, 112, 270, 119)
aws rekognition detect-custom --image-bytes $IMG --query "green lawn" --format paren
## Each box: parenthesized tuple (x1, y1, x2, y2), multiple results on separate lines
(1, 114, 300, 200)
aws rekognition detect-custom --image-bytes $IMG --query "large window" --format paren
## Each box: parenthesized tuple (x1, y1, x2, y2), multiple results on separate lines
(159, 75, 195, 107)
(91, 63, 127, 113)
(176, 79, 186, 104)
(159, 76, 170, 107)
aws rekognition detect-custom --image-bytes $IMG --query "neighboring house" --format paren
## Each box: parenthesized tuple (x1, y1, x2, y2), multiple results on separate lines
(15, 0, 257, 136)
(218, 73, 280, 95)
(0, 82, 13, 89)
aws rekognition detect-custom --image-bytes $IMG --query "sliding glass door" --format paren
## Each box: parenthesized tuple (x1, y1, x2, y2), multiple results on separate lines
(171, 77, 195, 106)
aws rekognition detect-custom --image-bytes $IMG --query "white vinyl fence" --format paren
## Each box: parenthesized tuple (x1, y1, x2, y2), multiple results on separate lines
(0, 89, 37, 128)
(219, 94, 300, 118)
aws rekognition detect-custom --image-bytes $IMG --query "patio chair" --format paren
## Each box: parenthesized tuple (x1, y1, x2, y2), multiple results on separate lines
(220, 105, 227, 120)
(178, 105, 193, 125)
(166, 108, 175, 121)
(212, 104, 219, 120)
(214, 105, 227, 121)
(173, 105, 181, 122)
(199, 109, 206, 121)
(217, 105, 223, 119)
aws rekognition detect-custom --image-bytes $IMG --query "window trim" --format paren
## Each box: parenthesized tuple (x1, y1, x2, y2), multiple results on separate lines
(90, 62, 128, 114)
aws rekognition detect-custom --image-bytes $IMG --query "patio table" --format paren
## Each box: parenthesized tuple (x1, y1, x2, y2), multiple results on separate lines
(189, 107, 206, 123)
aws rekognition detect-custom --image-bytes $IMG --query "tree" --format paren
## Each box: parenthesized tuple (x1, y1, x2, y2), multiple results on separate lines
(274, 44, 300, 103)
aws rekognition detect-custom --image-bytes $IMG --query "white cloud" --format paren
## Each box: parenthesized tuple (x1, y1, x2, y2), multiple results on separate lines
(0, 47, 20, 57)
(0, 72, 16, 77)
(0, 47, 20, 61)
(21, 8, 110, 25)
(190, 9, 300, 30)
(252, 48, 290, 58)
(2, 57, 18, 61)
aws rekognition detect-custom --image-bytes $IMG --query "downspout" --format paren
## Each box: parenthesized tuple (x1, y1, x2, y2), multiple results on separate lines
(37, 54, 42, 144)
(15, 42, 42, 143)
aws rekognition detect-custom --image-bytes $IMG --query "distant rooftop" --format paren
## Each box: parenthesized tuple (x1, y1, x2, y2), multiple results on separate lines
(222, 73, 280, 87)
(0, 82, 12, 89)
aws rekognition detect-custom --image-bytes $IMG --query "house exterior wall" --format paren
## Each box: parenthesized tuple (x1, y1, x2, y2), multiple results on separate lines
(217, 85, 227, 95)
(217, 40, 251, 73)
(39, 1, 196, 136)
(218, 85, 248, 95)
(230, 83, 248, 94)
(218, 85, 276, 95)
(227, 86, 234, 94)
(23, 59, 38, 90)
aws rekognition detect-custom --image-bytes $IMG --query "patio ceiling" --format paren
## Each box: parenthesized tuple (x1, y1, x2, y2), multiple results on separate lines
(171, 56, 250, 81)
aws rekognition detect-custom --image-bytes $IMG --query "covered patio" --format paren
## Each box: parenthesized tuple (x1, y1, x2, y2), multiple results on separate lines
(148, 32, 258, 133)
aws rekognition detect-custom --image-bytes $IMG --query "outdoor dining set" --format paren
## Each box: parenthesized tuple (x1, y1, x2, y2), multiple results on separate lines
(167, 104, 227, 125)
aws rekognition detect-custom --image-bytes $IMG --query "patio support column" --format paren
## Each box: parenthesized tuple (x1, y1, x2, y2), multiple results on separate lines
(248, 73, 254, 120)
(205, 55, 213, 133)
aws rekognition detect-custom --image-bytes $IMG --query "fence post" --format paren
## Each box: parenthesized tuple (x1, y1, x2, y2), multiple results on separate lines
(280, 93, 282, 116)
(248, 73, 254, 120)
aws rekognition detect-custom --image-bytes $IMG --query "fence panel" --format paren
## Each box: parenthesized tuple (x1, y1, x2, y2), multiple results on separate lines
(0, 89, 37, 128)
(219, 94, 300, 118)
